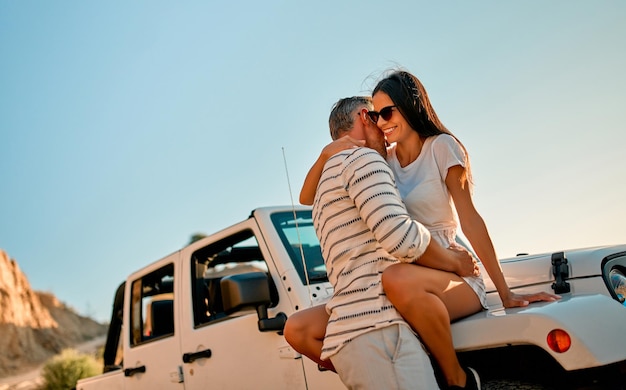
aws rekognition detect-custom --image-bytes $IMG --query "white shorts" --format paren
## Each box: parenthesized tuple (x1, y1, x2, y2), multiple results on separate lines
(329, 324, 440, 390)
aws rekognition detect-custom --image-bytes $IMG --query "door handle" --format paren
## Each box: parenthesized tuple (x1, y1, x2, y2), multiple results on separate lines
(182, 348, 212, 363)
(124, 365, 146, 377)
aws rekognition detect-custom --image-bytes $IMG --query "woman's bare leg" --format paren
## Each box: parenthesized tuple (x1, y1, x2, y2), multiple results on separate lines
(283, 304, 335, 371)
(382, 263, 482, 388)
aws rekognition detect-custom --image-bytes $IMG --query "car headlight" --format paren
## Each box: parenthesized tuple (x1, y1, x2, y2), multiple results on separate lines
(609, 268, 626, 305)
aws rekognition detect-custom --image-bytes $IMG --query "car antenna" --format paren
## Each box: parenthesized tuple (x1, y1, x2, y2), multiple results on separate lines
(282, 147, 313, 306)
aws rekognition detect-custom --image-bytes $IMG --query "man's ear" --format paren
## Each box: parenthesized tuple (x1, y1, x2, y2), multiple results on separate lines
(359, 108, 370, 125)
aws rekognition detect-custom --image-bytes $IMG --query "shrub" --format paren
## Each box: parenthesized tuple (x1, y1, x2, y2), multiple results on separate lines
(41, 349, 100, 390)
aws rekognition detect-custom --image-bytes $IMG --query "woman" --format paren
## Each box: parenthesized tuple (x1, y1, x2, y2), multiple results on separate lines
(285, 70, 559, 389)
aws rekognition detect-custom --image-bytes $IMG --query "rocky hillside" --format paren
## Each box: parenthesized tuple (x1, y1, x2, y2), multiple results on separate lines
(0, 249, 107, 378)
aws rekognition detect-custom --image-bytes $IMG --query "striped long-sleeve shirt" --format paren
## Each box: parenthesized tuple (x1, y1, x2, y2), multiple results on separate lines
(313, 147, 432, 360)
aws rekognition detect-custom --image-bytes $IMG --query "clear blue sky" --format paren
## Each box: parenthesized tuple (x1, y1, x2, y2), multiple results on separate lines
(1, 1, 624, 322)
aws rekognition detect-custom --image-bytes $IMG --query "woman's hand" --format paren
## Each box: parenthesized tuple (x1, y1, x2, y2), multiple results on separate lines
(501, 290, 561, 308)
(320, 136, 365, 159)
(300, 136, 366, 205)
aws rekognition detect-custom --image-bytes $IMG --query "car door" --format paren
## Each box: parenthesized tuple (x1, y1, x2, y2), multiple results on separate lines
(178, 220, 309, 389)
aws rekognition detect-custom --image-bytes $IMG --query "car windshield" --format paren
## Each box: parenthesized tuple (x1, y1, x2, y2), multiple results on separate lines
(270, 209, 479, 285)
(271, 210, 327, 285)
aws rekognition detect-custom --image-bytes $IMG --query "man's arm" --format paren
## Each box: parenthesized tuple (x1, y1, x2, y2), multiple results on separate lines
(344, 148, 431, 263)
(415, 241, 479, 277)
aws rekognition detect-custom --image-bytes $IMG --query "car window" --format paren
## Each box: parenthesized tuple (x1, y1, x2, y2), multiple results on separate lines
(190, 230, 278, 327)
(129, 263, 175, 346)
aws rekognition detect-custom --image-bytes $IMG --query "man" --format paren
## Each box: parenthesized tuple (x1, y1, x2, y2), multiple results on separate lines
(311, 96, 465, 389)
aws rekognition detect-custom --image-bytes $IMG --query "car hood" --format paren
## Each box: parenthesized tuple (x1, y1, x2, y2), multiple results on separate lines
(481, 244, 626, 292)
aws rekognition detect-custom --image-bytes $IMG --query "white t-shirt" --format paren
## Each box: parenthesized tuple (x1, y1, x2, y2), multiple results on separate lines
(388, 134, 465, 245)
(388, 134, 488, 309)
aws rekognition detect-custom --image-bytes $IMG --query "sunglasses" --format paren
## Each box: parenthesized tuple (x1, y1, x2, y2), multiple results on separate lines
(367, 105, 396, 123)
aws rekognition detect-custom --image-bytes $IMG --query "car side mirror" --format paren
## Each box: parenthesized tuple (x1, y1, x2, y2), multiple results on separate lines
(220, 272, 287, 333)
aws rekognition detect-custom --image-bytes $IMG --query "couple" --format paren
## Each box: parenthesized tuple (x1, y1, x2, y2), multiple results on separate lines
(284, 70, 560, 390)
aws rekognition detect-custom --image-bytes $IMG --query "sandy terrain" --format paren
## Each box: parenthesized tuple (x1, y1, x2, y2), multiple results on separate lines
(0, 336, 106, 390)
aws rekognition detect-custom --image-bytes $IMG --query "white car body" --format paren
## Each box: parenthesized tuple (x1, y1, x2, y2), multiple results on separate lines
(77, 206, 626, 390)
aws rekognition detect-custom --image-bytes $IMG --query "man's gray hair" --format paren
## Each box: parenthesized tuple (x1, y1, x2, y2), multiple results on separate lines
(328, 96, 373, 140)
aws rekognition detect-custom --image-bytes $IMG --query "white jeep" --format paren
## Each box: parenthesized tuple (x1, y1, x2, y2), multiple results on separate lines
(77, 206, 626, 390)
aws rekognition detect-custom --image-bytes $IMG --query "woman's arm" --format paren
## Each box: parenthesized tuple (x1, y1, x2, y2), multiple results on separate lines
(299, 136, 365, 205)
(300, 154, 329, 205)
(446, 165, 560, 306)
